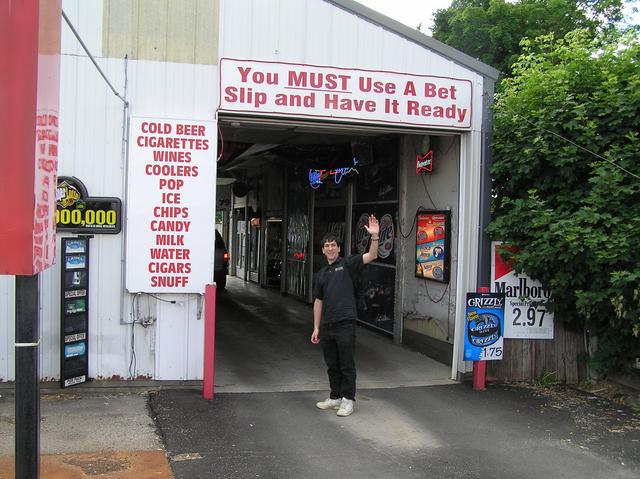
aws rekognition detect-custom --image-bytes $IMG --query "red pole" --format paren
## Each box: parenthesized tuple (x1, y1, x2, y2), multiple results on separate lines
(473, 286, 490, 391)
(472, 359, 487, 391)
(203, 284, 216, 399)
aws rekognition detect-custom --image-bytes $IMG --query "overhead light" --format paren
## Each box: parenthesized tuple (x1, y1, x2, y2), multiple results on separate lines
(216, 177, 236, 185)
(219, 115, 456, 137)
(234, 143, 280, 160)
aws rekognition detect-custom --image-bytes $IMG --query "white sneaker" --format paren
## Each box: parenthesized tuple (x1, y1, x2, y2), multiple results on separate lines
(316, 398, 342, 410)
(336, 398, 354, 417)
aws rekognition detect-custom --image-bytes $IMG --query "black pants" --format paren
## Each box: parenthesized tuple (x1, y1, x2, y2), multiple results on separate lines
(320, 320, 356, 401)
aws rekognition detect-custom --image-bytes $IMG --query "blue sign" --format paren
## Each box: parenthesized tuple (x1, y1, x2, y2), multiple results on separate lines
(64, 341, 86, 358)
(464, 292, 505, 361)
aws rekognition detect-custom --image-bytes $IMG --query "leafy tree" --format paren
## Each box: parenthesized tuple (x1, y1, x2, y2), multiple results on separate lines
(432, 0, 627, 75)
(488, 29, 640, 373)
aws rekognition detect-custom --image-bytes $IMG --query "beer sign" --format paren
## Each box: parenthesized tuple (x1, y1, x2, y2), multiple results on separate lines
(353, 208, 396, 265)
(415, 210, 450, 283)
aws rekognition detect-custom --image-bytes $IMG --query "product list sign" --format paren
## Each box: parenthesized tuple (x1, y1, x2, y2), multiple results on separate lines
(126, 118, 216, 294)
(34, 110, 59, 272)
(219, 59, 473, 129)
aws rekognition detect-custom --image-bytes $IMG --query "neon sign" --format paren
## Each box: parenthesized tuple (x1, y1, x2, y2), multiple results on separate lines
(416, 150, 434, 174)
(309, 157, 359, 189)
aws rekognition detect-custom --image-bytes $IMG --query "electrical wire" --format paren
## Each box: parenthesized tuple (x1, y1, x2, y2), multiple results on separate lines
(118, 54, 130, 327)
(507, 109, 640, 180)
(420, 174, 438, 209)
(141, 294, 153, 328)
(398, 212, 417, 239)
(217, 123, 224, 162)
(61, 10, 128, 106)
(147, 293, 177, 304)
(446, 282, 452, 341)
(398, 204, 440, 239)
(424, 280, 449, 304)
(128, 294, 138, 379)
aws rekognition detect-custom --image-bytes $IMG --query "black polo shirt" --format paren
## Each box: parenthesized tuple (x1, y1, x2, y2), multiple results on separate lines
(313, 254, 363, 324)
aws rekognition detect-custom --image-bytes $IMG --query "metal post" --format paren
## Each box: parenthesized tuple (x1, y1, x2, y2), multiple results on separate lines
(476, 78, 496, 291)
(203, 284, 217, 400)
(472, 286, 490, 391)
(281, 169, 289, 294)
(475, 78, 497, 391)
(15, 273, 40, 478)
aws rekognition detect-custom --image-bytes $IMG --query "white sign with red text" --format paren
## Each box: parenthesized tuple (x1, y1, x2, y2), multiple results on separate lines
(34, 107, 58, 273)
(219, 59, 472, 129)
(491, 242, 554, 339)
(126, 117, 216, 293)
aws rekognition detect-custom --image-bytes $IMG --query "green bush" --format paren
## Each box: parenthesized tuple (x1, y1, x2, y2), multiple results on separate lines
(488, 29, 640, 373)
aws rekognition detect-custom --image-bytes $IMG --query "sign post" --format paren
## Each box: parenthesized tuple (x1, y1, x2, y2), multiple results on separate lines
(2, 1, 61, 477)
(203, 284, 217, 399)
(473, 287, 489, 390)
(15, 275, 41, 478)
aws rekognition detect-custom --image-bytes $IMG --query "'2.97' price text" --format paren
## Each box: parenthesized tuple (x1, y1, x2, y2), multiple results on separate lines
(512, 307, 546, 327)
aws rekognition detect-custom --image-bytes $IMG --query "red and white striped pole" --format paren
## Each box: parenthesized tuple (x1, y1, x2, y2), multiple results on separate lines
(203, 284, 216, 399)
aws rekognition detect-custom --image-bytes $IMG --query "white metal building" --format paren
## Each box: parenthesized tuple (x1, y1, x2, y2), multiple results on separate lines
(0, 0, 498, 383)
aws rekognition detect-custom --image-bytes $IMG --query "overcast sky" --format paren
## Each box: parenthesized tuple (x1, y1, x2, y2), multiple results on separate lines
(354, 0, 639, 33)
(354, 0, 453, 34)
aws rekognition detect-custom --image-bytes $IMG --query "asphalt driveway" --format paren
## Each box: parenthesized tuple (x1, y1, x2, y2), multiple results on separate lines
(149, 383, 640, 479)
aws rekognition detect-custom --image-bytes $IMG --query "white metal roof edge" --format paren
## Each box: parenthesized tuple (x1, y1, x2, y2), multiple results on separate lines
(326, 0, 501, 81)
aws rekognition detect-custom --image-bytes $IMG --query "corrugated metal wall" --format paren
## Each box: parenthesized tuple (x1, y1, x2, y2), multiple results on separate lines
(102, 0, 218, 64)
(219, 0, 484, 132)
(0, 277, 14, 381)
(399, 136, 460, 348)
(219, 0, 486, 378)
(0, 0, 218, 381)
(0, 0, 489, 381)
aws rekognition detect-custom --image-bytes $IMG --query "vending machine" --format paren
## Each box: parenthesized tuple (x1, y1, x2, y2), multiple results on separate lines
(60, 237, 90, 387)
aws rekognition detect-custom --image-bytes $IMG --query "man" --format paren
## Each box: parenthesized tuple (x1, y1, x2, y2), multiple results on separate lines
(311, 214, 380, 417)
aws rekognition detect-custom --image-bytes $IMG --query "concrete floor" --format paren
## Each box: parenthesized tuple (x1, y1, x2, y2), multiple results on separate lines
(213, 276, 454, 394)
(0, 391, 171, 479)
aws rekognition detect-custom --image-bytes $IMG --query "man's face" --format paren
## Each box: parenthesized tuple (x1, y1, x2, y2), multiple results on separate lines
(322, 240, 340, 264)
